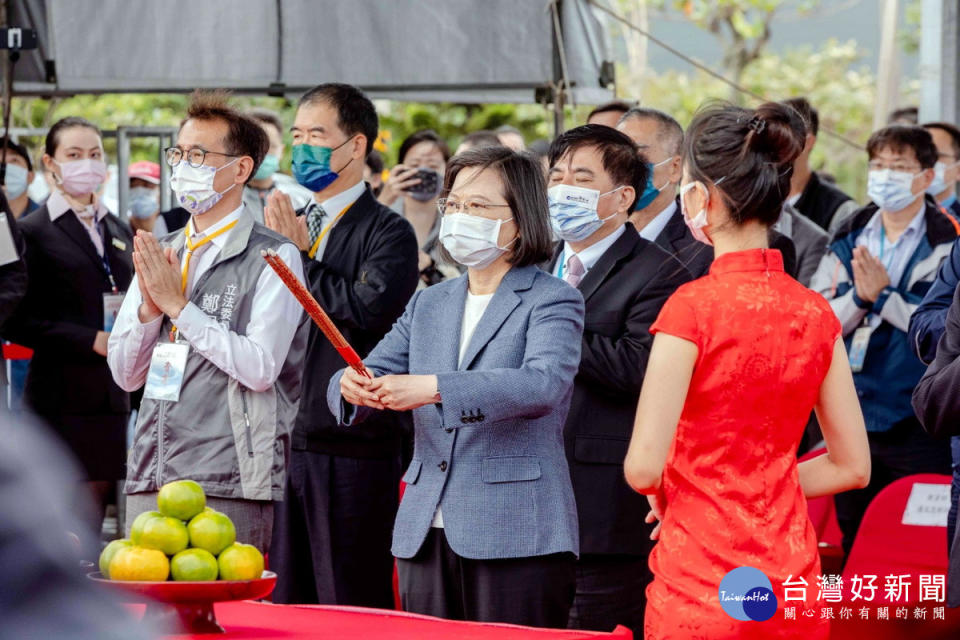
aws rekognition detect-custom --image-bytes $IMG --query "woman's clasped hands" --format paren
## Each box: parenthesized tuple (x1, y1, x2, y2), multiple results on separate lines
(340, 367, 439, 412)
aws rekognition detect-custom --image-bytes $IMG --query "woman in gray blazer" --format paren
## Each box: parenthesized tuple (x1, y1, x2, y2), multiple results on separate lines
(328, 147, 584, 628)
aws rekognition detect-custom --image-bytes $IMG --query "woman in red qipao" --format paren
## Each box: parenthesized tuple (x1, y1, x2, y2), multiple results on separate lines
(625, 102, 871, 640)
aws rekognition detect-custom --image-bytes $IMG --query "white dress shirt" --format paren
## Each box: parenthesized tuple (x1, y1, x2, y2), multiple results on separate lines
(638, 199, 677, 243)
(107, 204, 306, 393)
(555, 223, 627, 279)
(306, 180, 366, 261)
(47, 189, 111, 256)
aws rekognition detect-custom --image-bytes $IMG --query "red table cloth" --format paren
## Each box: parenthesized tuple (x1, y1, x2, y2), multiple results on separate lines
(132, 602, 632, 639)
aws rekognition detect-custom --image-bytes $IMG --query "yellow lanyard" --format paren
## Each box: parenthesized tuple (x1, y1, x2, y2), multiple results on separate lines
(307, 203, 353, 259)
(169, 219, 238, 343)
(180, 220, 239, 293)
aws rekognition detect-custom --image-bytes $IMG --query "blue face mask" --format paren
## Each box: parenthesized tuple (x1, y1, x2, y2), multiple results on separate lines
(128, 186, 159, 219)
(292, 138, 354, 192)
(4, 163, 28, 199)
(253, 154, 280, 181)
(634, 157, 674, 211)
(547, 183, 623, 242)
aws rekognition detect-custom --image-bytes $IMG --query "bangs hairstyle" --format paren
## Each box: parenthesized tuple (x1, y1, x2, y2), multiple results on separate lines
(684, 101, 805, 227)
(399, 129, 451, 164)
(181, 90, 269, 183)
(45, 116, 102, 157)
(547, 124, 648, 210)
(440, 146, 553, 267)
(867, 125, 938, 169)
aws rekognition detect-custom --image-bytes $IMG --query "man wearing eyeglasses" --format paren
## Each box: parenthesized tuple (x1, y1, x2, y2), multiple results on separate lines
(262, 83, 419, 608)
(107, 91, 309, 553)
(811, 125, 955, 556)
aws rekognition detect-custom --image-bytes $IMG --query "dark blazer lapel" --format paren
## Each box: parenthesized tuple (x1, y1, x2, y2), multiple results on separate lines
(546, 241, 563, 275)
(53, 212, 107, 275)
(577, 225, 640, 303)
(458, 266, 532, 371)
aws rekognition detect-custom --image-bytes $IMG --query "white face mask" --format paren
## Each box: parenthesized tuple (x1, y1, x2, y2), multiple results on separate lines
(170, 158, 239, 215)
(679, 181, 712, 246)
(439, 213, 515, 269)
(868, 169, 921, 212)
(926, 161, 958, 197)
(547, 183, 623, 242)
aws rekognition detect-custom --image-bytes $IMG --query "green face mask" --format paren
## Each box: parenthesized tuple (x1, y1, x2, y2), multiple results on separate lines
(253, 154, 280, 181)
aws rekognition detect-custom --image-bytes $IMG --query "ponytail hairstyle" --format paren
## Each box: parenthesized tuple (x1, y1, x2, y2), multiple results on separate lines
(684, 101, 806, 227)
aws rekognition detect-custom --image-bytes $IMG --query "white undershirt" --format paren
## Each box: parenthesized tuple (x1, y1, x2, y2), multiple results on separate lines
(432, 290, 494, 528)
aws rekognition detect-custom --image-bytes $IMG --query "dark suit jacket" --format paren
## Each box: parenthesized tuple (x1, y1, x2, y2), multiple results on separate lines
(912, 281, 960, 606)
(5, 205, 133, 420)
(652, 200, 798, 280)
(292, 187, 420, 458)
(653, 201, 714, 279)
(0, 194, 27, 389)
(549, 224, 692, 556)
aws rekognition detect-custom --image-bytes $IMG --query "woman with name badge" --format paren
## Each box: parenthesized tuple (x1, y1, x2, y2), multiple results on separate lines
(4, 117, 134, 538)
(624, 103, 871, 639)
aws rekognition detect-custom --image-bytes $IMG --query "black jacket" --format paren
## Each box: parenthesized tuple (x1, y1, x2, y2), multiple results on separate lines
(549, 225, 692, 555)
(652, 199, 798, 280)
(0, 197, 27, 388)
(5, 204, 133, 419)
(293, 188, 420, 457)
(794, 171, 854, 231)
(653, 201, 714, 279)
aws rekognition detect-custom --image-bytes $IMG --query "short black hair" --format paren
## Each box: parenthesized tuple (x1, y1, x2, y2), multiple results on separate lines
(441, 146, 553, 267)
(867, 125, 938, 169)
(619, 107, 684, 156)
(246, 108, 284, 137)
(923, 121, 960, 159)
(298, 83, 379, 156)
(547, 124, 648, 210)
(398, 129, 451, 164)
(0, 138, 33, 171)
(588, 100, 633, 122)
(365, 149, 384, 175)
(45, 116, 101, 157)
(889, 106, 919, 125)
(459, 130, 502, 151)
(783, 97, 818, 137)
(181, 90, 269, 184)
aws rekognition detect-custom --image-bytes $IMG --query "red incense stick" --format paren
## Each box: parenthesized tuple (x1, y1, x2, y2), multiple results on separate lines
(262, 249, 371, 378)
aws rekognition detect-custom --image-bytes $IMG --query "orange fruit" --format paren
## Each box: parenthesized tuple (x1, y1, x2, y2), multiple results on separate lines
(139, 516, 189, 555)
(170, 548, 219, 581)
(109, 546, 169, 581)
(187, 510, 236, 556)
(98, 539, 132, 578)
(129, 510, 163, 545)
(218, 543, 264, 581)
(157, 480, 206, 521)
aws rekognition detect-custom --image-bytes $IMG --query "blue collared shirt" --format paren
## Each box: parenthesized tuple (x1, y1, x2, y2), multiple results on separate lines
(855, 208, 926, 327)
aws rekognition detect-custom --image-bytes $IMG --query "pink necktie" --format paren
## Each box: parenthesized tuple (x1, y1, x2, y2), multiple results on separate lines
(564, 254, 585, 288)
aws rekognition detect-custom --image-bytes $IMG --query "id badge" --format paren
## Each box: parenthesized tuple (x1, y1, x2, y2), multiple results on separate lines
(143, 342, 190, 402)
(102, 292, 125, 332)
(848, 326, 873, 373)
(0, 213, 18, 266)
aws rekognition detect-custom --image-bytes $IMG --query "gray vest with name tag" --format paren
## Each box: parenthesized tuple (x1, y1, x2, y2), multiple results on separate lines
(125, 212, 308, 501)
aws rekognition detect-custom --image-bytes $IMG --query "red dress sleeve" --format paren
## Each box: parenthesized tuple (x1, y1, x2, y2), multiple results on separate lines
(650, 288, 700, 346)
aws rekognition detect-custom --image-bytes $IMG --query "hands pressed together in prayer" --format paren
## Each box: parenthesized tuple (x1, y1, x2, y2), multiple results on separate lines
(851, 246, 891, 303)
(132, 230, 187, 322)
(340, 367, 440, 412)
(264, 190, 311, 252)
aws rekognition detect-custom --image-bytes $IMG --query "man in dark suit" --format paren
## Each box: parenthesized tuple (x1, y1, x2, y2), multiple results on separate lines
(265, 83, 420, 607)
(617, 108, 712, 279)
(545, 125, 691, 636)
(0, 190, 27, 407)
(922, 121, 960, 221)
